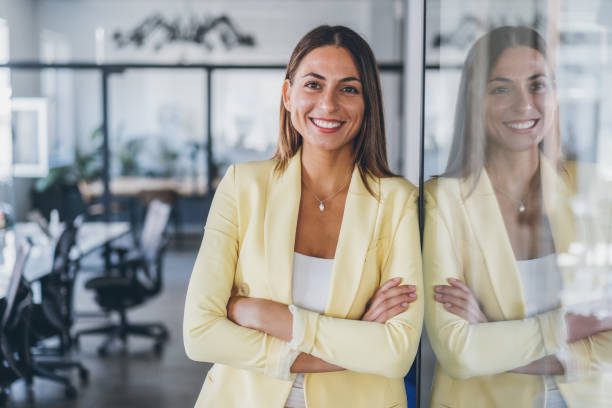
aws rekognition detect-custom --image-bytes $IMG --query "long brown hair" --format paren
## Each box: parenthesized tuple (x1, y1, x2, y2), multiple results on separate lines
(443, 26, 559, 185)
(273, 25, 396, 197)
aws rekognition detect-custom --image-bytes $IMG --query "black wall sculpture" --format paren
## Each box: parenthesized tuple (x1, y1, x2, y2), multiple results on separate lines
(113, 13, 256, 52)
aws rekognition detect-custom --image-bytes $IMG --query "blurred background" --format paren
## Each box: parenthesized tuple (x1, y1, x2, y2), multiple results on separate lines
(0, 0, 611, 407)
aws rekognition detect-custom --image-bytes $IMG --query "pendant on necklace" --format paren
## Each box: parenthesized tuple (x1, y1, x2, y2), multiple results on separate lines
(519, 203, 526, 213)
(319, 202, 325, 211)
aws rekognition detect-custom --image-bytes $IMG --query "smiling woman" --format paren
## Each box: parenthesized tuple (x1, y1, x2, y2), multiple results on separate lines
(424, 26, 612, 408)
(183, 25, 423, 408)
(281, 46, 365, 155)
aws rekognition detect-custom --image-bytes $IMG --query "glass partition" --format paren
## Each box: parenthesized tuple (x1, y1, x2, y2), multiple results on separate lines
(422, 1, 612, 406)
(211, 69, 284, 178)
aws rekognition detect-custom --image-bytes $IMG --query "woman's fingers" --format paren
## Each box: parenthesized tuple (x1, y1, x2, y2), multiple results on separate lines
(375, 302, 413, 323)
(365, 277, 401, 311)
(434, 281, 488, 323)
(379, 277, 403, 292)
(442, 302, 471, 321)
(434, 284, 470, 301)
(448, 278, 471, 292)
(434, 292, 468, 310)
(363, 285, 417, 322)
(368, 285, 416, 316)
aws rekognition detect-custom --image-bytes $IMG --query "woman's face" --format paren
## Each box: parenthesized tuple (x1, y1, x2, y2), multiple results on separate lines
(485, 46, 556, 153)
(283, 45, 365, 154)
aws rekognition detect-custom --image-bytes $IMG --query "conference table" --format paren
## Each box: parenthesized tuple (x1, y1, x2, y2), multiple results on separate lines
(0, 221, 131, 299)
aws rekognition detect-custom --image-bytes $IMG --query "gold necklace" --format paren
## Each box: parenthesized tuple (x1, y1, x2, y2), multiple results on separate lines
(493, 186, 528, 213)
(490, 158, 541, 214)
(302, 175, 351, 212)
(492, 175, 540, 214)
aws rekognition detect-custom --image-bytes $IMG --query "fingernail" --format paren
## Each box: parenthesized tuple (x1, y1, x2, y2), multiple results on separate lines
(408, 285, 416, 289)
(434, 286, 441, 292)
(435, 293, 441, 299)
(409, 293, 416, 298)
(401, 302, 409, 307)
(445, 303, 451, 308)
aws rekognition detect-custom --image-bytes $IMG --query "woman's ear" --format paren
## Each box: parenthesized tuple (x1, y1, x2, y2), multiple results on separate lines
(282, 79, 292, 112)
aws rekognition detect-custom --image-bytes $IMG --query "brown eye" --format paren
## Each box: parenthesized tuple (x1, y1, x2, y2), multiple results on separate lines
(342, 86, 360, 94)
(305, 81, 321, 89)
(489, 86, 509, 95)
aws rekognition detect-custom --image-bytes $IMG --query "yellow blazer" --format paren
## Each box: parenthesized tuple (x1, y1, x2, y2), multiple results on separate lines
(424, 159, 612, 408)
(184, 152, 423, 408)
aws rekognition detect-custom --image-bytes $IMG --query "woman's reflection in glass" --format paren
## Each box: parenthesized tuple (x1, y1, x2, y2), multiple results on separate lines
(424, 26, 612, 408)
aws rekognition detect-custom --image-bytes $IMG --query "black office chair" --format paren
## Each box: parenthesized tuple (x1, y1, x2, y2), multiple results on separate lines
(75, 199, 171, 356)
(31, 216, 82, 352)
(0, 240, 33, 406)
(28, 217, 89, 393)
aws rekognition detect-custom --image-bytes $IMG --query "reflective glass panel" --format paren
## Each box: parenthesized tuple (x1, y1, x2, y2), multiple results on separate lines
(422, 1, 612, 407)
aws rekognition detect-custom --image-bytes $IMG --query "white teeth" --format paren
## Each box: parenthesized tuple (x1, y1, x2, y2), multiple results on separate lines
(506, 120, 536, 130)
(313, 119, 342, 129)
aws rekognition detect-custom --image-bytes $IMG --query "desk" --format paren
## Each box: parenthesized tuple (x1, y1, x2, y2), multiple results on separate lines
(0, 222, 130, 298)
(79, 177, 208, 201)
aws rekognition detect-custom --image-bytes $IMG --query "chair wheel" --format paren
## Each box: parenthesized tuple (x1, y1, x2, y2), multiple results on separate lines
(160, 330, 170, 341)
(0, 390, 8, 407)
(64, 386, 77, 399)
(97, 347, 108, 357)
(153, 341, 164, 356)
(79, 367, 90, 383)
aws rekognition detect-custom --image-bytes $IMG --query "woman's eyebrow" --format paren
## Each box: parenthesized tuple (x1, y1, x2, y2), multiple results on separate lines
(488, 77, 512, 84)
(488, 73, 548, 83)
(303, 72, 325, 80)
(302, 72, 361, 83)
(528, 73, 547, 80)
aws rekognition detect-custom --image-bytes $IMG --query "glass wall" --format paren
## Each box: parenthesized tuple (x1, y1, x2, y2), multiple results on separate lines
(421, 0, 612, 406)
(211, 69, 284, 178)
(108, 69, 206, 191)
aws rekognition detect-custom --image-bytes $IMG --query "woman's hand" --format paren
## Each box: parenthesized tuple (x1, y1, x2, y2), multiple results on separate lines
(434, 278, 488, 324)
(361, 277, 417, 323)
(566, 312, 612, 343)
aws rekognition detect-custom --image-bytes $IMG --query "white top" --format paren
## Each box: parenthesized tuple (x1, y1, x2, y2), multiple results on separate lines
(284, 252, 334, 408)
(516, 254, 567, 408)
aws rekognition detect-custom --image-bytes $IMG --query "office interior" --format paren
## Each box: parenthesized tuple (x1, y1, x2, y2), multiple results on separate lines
(0, 0, 611, 407)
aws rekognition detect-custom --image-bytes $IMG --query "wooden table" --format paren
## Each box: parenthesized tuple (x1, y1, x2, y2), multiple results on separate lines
(79, 177, 208, 201)
(0, 222, 130, 298)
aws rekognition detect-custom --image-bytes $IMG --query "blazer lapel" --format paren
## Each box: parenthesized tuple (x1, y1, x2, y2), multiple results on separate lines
(541, 158, 575, 255)
(463, 158, 576, 320)
(264, 153, 301, 304)
(462, 171, 527, 320)
(326, 169, 380, 318)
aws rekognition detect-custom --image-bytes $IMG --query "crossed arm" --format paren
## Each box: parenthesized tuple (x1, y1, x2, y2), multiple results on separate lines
(227, 277, 418, 373)
(184, 166, 423, 380)
(424, 194, 612, 379)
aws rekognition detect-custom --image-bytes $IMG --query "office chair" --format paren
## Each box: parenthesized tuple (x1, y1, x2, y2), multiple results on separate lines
(31, 216, 82, 351)
(75, 200, 171, 356)
(0, 240, 32, 406)
(28, 217, 89, 393)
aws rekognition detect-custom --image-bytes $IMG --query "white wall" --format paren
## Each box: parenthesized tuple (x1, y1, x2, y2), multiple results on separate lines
(0, 0, 40, 221)
(32, 0, 405, 177)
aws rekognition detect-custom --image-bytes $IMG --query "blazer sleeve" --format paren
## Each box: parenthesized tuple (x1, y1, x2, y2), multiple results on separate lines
(423, 188, 567, 380)
(556, 331, 612, 383)
(183, 165, 297, 381)
(288, 192, 423, 379)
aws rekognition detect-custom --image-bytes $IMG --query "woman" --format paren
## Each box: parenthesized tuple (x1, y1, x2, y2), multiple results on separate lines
(424, 26, 612, 407)
(184, 25, 423, 408)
